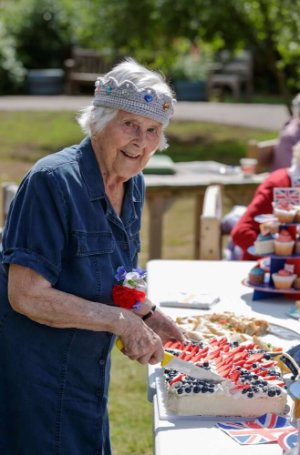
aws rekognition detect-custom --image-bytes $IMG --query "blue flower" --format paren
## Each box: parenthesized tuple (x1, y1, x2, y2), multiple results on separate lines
(115, 265, 127, 282)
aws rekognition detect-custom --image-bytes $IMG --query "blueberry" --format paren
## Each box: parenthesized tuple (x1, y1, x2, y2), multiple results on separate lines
(177, 387, 184, 394)
(247, 392, 254, 398)
(185, 387, 192, 393)
(193, 386, 201, 393)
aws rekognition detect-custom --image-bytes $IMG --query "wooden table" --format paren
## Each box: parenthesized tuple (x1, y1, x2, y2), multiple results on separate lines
(144, 162, 267, 260)
(147, 259, 300, 455)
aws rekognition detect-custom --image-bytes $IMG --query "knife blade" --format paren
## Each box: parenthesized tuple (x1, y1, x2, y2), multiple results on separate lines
(161, 351, 223, 383)
(115, 338, 223, 383)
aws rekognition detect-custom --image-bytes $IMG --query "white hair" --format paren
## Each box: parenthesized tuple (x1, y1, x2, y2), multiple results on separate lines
(77, 57, 174, 150)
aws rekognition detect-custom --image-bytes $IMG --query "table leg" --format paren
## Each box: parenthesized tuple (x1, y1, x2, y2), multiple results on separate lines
(146, 194, 175, 260)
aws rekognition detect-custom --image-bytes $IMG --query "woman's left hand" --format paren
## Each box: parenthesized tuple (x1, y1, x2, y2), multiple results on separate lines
(145, 307, 185, 344)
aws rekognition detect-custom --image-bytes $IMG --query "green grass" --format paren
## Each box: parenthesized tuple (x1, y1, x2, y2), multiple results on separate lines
(110, 348, 152, 455)
(0, 110, 277, 454)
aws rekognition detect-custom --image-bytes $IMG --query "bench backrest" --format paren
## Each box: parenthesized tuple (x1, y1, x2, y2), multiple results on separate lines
(71, 47, 115, 74)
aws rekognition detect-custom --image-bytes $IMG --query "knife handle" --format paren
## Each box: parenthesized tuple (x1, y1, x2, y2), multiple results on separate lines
(115, 337, 124, 350)
(161, 351, 174, 368)
(117, 337, 173, 368)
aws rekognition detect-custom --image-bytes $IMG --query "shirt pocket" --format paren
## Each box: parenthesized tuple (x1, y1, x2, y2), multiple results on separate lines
(72, 231, 116, 298)
(74, 231, 115, 256)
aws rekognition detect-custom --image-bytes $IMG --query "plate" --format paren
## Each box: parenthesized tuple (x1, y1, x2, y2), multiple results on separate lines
(254, 214, 278, 223)
(242, 278, 300, 295)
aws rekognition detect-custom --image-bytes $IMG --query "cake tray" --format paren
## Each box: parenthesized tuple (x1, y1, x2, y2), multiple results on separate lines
(242, 278, 300, 295)
(247, 246, 300, 258)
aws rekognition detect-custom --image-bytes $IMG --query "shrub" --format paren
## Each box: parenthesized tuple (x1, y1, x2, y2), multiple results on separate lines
(4, 0, 73, 70)
(0, 21, 26, 94)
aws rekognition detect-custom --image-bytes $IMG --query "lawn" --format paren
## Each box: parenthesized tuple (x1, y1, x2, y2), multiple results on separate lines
(0, 110, 277, 454)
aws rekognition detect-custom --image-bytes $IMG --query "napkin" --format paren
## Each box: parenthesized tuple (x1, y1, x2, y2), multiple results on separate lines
(216, 413, 297, 445)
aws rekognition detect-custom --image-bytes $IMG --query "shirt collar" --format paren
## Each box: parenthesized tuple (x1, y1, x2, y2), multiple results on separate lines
(77, 137, 143, 202)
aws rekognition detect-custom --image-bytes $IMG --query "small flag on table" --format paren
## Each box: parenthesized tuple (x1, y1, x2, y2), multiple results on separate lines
(216, 413, 297, 445)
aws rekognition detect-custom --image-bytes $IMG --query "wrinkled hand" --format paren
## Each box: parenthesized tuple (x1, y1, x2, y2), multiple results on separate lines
(117, 311, 164, 365)
(145, 308, 185, 345)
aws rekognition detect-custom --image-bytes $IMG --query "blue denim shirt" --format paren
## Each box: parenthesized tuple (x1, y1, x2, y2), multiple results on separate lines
(2, 136, 144, 300)
(0, 137, 145, 454)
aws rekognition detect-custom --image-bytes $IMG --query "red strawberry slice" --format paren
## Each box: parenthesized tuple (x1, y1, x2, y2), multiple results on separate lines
(229, 370, 241, 382)
(245, 353, 264, 363)
(164, 341, 174, 348)
(261, 361, 275, 368)
(257, 370, 268, 377)
(170, 373, 185, 386)
(233, 360, 246, 367)
(217, 365, 232, 377)
(230, 384, 251, 393)
(233, 352, 248, 362)
(207, 349, 221, 360)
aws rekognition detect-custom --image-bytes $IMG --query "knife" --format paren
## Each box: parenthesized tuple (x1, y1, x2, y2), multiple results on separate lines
(116, 338, 223, 383)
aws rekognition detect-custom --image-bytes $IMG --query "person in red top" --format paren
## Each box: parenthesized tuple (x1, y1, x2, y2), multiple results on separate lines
(231, 141, 300, 260)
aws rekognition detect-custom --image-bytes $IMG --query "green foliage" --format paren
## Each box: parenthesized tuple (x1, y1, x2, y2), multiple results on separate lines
(4, 0, 73, 69)
(0, 21, 26, 93)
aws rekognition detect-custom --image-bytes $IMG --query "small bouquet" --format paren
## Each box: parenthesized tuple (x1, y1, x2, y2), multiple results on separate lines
(112, 266, 147, 310)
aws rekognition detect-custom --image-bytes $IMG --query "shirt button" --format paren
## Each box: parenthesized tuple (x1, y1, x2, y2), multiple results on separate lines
(99, 359, 105, 365)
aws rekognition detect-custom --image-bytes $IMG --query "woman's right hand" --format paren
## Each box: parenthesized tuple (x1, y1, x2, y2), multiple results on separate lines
(117, 311, 164, 365)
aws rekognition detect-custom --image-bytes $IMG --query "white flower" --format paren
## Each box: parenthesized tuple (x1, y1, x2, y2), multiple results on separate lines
(123, 272, 147, 292)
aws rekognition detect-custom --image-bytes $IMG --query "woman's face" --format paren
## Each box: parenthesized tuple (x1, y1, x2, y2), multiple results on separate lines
(94, 110, 162, 181)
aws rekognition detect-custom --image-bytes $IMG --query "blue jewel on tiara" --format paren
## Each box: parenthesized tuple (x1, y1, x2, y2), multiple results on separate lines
(106, 84, 113, 94)
(144, 94, 153, 103)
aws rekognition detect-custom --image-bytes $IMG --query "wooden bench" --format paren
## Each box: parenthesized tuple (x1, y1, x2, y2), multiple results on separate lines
(208, 50, 253, 101)
(64, 48, 118, 94)
(199, 185, 223, 259)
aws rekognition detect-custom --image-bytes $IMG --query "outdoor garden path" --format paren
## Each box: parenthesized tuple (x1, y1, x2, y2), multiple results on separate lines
(0, 96, 289, 131)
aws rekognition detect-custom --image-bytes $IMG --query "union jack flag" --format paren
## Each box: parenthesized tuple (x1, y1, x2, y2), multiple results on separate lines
(216, 413, 297, 445)
(273, 187, 300, 206)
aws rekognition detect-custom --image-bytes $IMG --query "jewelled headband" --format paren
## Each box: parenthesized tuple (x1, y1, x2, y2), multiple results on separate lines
(93, 76, 175, 125)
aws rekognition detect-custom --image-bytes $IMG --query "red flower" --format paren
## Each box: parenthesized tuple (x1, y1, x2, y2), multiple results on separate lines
(112, 284, 146, 309)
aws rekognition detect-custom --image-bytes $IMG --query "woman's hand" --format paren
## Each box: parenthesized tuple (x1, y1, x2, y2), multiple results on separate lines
(144, 307, 185, 344)
(117, 311, 164, 365)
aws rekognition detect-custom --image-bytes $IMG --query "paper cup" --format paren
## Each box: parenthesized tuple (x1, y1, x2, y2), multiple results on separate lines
(240, 158, 258, 175)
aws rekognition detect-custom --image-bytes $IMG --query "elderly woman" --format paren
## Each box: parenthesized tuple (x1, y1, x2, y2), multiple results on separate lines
(0, 58, 183, 454)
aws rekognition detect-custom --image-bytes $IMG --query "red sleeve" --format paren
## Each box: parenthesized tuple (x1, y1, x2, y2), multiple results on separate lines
(231, 169, 291, 260)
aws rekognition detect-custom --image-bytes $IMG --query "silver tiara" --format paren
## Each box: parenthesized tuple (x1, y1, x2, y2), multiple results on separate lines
(93, 76, 175, 125)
